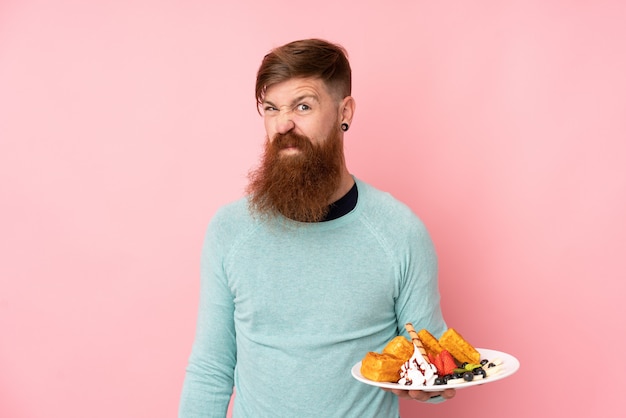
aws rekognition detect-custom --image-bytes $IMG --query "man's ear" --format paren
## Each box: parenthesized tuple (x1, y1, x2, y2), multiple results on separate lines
(340, 96, 356, 126)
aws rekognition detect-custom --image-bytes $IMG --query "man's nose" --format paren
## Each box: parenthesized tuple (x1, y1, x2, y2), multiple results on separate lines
(275, 110, 295, 134)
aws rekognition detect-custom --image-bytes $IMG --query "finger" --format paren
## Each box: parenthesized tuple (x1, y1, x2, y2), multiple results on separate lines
(441, 388, 456, 399)
(383, 387, 455, 402)
(407, 390, 432, 402)
(391, 389, 412, 399)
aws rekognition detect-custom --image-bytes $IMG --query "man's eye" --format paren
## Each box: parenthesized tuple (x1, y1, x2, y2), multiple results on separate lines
(296, 104, 311, 111)
(264, 106, 278, 113)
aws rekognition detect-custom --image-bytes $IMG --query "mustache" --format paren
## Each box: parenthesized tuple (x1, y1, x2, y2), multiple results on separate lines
(271, 132, 314, 151)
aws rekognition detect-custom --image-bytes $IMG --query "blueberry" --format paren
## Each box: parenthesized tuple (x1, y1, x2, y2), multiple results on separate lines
(463, 371, 474, 382)
(434, 377, 446, 385)
(480, 359, 489, 366)
(473, 368, 487, 378)
(487, 362, 496, 368)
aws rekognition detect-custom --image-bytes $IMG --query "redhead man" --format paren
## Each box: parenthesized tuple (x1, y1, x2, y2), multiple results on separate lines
(179, 39, 454, 418)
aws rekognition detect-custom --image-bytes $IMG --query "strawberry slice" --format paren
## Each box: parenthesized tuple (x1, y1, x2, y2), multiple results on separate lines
(440, 350, 457, 375)
(432, 353, 444, 375)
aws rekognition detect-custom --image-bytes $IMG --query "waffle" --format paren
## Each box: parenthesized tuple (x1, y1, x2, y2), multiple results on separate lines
(382, 336, 414, 361)
(360, 352, 407, 382)
(360, 336, 413, 382)
(438, 328, 480, 364)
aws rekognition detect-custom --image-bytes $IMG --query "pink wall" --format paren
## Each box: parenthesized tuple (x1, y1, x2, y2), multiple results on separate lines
(2, 1, 625, 417)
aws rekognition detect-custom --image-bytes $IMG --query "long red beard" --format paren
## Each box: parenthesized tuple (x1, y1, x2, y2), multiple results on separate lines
(246, 129, 344, 222)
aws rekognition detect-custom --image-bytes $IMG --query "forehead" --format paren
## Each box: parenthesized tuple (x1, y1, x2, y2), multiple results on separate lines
(264, 77, 334, 103)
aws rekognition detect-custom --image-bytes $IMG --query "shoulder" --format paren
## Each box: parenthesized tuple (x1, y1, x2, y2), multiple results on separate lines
(204, 196, 258, 245)
(356, 179, 427, 228)
(211, 196, 251, 225)
(355, 178, 433, 248)
(354, 179, 438, 277)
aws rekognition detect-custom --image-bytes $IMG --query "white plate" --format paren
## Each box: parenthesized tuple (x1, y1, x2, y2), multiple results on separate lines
(351, 348, 520, 392)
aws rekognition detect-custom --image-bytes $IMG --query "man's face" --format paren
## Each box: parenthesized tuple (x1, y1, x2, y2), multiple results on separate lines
(261, 77, 342, 153)
(246, 77, 346, 222)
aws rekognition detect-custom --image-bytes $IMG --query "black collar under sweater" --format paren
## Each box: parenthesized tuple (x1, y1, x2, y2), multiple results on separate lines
(321, 182, 358, 222)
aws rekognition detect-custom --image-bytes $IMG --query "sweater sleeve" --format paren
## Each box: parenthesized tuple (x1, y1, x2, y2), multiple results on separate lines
(394, 214, 447, 346)
(179, 216, 237, 418)
(395, 216, 449, 404)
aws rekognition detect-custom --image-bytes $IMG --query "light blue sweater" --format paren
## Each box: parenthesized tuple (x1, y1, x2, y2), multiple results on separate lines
(179, 178, 447, 417)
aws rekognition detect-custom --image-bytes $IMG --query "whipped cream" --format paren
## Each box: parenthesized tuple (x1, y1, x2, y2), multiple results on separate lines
(397, 343, 438, 386)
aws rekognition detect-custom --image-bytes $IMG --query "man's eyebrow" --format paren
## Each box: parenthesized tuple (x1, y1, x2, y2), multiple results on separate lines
(291, 94, 319, 105)
(263, 95, 320, 108)
(262, 99, 276, 108)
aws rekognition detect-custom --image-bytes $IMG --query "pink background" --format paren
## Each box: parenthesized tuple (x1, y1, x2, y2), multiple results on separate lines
(2, 1, 625, 417)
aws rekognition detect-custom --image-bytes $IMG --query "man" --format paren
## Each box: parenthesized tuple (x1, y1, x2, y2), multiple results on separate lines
(179, 38, 455, 418)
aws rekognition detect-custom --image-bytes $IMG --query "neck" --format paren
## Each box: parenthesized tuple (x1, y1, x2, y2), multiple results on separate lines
(329, 167, 354, 204)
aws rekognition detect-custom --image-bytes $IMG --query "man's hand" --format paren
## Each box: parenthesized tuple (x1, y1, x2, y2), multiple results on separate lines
(382, 387, 456, 402)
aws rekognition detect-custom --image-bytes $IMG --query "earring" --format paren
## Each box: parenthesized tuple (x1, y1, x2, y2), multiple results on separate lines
(341, 122, 349, 132)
